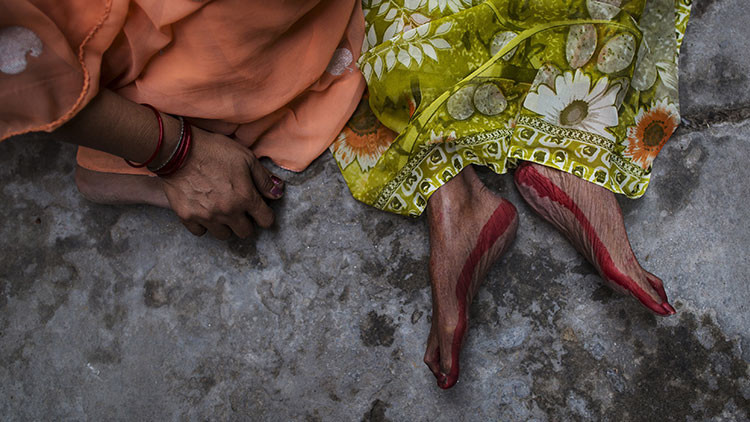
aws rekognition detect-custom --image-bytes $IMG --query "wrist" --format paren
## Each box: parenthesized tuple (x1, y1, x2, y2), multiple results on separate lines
(151, 113, 183, 168)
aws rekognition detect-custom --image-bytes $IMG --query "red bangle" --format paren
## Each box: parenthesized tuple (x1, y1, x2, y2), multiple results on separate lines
(154, 121, 192, 177)
(124, 104, 163, 168)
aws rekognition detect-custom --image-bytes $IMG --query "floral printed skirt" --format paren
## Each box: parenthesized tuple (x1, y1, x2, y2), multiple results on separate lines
(331, 0, 692, 216)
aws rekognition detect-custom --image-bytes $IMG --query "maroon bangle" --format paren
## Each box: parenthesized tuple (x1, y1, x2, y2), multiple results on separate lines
(154, 121, 192, 177)
(124, 104, 163, 168)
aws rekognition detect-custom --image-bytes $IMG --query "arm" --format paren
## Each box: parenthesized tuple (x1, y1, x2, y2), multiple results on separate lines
(51, 89, 284, 239)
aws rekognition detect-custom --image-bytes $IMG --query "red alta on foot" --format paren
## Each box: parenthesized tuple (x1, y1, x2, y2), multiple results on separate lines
(513, 162, 676, 317)
(437, 200, 518, 389)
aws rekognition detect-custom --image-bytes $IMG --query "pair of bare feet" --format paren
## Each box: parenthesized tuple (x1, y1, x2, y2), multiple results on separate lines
(75, 161, 675, 390)
(423, 162, 674, 389)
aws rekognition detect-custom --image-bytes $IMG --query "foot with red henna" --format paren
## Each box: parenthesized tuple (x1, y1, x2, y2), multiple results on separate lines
(513, 161, 675, 316)
(423, 166, 519, 389)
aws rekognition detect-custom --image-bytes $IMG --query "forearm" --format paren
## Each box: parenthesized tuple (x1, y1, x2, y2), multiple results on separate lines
(50, 89, 181, 166)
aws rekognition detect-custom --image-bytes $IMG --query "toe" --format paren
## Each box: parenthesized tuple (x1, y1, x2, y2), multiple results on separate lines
(605, 266, 671, 316)
(437, 324, 461, 389)
(645, 271, 669, 303)
(645, 272, 676, 315)
(423, 325, 441, 378)
(625, 275, 672, 316)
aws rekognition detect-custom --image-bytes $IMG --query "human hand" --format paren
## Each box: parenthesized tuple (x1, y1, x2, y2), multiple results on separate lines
(160, 127, 284, 240)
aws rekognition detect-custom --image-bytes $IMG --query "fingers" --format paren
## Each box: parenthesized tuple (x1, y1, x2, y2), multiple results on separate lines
(246, 152, 285, 200)
(182, 219, 207, 237)
(243, 193, 275, 229)
(203, 222, 233, 241)
(226, 214, 254, 239)
(181, 217, 233, 240)
(238, 154, 278, 229)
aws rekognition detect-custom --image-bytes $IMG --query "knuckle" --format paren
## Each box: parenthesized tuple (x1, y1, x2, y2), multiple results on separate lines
(215, 203, 234, 216)
(246, 191, 262, 207)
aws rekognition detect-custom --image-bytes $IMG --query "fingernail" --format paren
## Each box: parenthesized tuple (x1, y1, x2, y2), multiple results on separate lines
(271, 175, 283, 185)
(271, 185, 284, 197)
(662, 302, 676, 315)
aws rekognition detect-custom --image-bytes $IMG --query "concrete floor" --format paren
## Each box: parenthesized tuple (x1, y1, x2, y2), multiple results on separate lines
(1, 1, 749, 420)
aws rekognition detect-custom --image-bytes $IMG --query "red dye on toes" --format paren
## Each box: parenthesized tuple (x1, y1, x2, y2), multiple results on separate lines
(514, 163, 673, 316)
(437, 200, 517, 389)
(646, 273, 670, 304)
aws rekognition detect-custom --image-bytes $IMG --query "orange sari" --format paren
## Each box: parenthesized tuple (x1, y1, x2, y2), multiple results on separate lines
(0, 0, 366, 173)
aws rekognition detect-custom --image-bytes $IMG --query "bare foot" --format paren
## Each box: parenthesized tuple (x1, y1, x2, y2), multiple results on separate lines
(424, 166, 519, 389)
(75, 166, 169, 208)
(513, 162, 675, 316)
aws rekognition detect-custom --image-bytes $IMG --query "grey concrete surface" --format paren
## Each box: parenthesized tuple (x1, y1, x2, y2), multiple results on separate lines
(1, 3, 749, 421)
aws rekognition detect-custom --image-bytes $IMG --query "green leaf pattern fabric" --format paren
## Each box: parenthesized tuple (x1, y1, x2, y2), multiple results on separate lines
(333, 0, 692, 217)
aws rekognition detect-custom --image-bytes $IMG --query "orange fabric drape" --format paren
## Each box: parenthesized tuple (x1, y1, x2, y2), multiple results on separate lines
(1, 0, 365, 173)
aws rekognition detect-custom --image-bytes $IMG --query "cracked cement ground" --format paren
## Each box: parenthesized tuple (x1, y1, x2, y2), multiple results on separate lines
(2, 2, 749, 421)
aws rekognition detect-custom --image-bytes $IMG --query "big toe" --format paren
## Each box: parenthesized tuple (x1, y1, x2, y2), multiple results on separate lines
(436, 325, 462, 389)
(423, 326, 441, 379)
(645, 272, 675, 315)
(618, 273, 675, 316)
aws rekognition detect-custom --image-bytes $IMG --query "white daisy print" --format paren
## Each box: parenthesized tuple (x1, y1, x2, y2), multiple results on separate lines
(523, 69, 620, 140)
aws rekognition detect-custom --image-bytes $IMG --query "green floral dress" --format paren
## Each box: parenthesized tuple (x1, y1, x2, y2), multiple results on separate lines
(332, 0, 692, 217)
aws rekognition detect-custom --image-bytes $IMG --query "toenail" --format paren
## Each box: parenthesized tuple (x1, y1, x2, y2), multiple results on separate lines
(662, 302, 676, 315)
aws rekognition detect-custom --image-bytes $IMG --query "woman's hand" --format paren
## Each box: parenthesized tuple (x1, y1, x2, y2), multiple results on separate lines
(49, 89, 283, 240)
(160, 127, 284, 240)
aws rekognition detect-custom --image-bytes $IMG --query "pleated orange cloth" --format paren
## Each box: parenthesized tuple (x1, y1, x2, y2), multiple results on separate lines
(0, 0, 366, 173)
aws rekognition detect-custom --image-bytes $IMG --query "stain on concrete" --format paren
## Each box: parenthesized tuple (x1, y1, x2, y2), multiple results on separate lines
(410, 309, 423, 324)
(0, 245, 46, 300)
(526, 311, 749, 421)
(103, 303, 127, 329)
(487, 248, 571, 307)
(360, 311, 396, 347)
(82, 207, 132, 258)
(87, 342, 122, 365)
(362, 399, 391, 422)
(691, 0, 720, 19)
(176, 356, 241, 405)
(338, 285, 350, 303)
(614, 313, 748, 419)
(226, 237, 263, 268)
(362, 247, 429, 295)
(12, 139, 68, 180)
(292, 206, 317, 232)
(367, 218, 397, 242)
(386, 254, 430, 295)
(590, 285, 615, 304)
(469, 298, 496, 326)
(143, 279, 172, 308)
(656, 141, 707, 214)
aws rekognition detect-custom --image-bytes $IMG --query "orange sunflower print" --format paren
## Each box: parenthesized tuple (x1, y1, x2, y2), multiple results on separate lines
(624, 98, 680, 170)
(331, 93, 396, 171)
